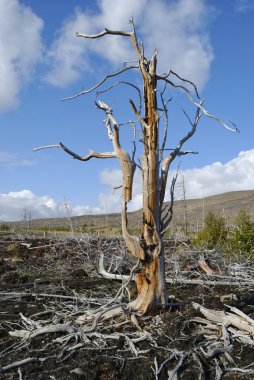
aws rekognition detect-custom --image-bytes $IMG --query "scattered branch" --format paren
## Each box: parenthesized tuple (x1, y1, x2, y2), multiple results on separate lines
(186, 94, 239, 133)
(97, 81, 142, 114)
(59, 142, 116, 161)
(33, 143, 116, 161)
(62, 66, 139, 101)
(160, 170, 179, 235)
(33, 144, 61, 152)
(159, 68, 200, 98)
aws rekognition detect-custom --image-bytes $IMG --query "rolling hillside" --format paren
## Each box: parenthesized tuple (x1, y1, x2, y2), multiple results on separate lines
(4, 190, 254, 234)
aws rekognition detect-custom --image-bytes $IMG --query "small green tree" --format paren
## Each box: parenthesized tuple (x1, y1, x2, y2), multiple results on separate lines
(0, 224, 10, 231)
(195, 211, 228, 248)
(229, 210, 254, 254)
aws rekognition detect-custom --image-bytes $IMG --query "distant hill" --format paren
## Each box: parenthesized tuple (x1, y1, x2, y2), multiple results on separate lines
(172, 190, 254, 233)
(3, 190, 254, 235)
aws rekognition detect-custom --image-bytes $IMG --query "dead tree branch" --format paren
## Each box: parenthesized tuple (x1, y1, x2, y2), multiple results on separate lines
(159, 101, 203, 209)
(62, 66, 139, 101)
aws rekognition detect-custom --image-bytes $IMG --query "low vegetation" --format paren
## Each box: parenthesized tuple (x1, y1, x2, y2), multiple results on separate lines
(194, 209, 254, 256)
(194, 211, 228, 249)
(0, 224, 10, 232)
(228, 209, 254, 254)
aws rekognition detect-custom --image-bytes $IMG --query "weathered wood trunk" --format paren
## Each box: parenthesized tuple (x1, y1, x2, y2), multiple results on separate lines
(130, 249, 168, 314)
(40, 21, 234, 317)
(129, 51, 168, 314)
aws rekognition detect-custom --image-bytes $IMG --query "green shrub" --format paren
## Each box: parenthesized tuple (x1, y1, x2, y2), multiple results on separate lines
(0, 224, 10, 231)
(228, 210, 254, 254)
(194, 212, 228, 248)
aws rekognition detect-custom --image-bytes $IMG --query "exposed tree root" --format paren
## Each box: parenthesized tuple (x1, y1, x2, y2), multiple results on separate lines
(9, 323, 78, 339)
(1, 305, 154, 374)
(192, 302, 254, 378)
(3, 298, 254, 378)
(193, 302, 254, 336)
(2, 235, 254, 378)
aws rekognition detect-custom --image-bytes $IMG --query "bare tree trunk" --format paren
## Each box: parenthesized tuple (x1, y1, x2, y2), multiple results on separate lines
(36, 20, 237, 315)
(130, 251, 168, 313)
(130, 51, 168, 314)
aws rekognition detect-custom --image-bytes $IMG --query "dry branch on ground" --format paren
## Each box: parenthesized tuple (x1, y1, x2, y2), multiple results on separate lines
(1, 232, 254, 378)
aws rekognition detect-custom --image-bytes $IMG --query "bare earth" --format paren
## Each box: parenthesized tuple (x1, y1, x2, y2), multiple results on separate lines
(1, 231, 254, 379)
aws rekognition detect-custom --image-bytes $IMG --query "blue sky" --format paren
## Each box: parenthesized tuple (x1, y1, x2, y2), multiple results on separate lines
(0, 0, 253, 221)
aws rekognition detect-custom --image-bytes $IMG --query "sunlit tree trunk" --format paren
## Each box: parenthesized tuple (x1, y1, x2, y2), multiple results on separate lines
(129, 51, 168, 313)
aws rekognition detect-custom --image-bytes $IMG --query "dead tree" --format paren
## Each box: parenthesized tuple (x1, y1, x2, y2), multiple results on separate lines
(35, 20, 237, 315)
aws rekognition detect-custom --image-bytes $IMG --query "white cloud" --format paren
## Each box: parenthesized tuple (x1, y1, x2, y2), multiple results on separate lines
(0, 151, 35, 167)
(0, 0, 44, 112)
(2, 150, 253, 221)
(98, 149, 254, 212)
(45, 0, 214, 91)
(100, 168, 122, 188)
(0, 190, 101, 222)
(99, 167, 142, 213)
(0, 190, 58, 221)
(44, 10, 92, 88)
(179, 149, 254, 199)
(235, 0, 254, 13)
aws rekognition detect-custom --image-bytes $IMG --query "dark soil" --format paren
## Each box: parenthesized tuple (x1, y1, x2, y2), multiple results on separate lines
(0, 232, 254, 379)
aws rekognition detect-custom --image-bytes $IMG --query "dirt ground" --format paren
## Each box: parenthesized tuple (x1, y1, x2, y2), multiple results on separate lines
(1, 231, 254, 379)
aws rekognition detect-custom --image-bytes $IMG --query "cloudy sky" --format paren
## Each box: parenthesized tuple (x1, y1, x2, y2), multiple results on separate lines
(0, 0, 253, 221)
